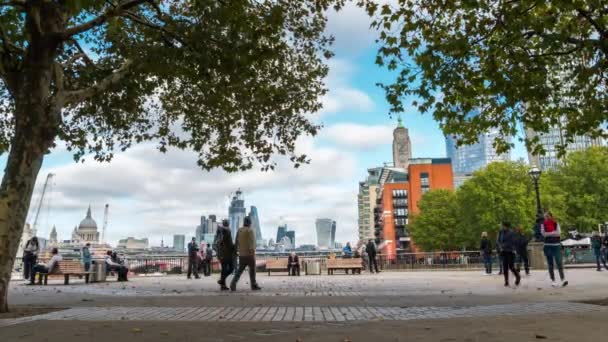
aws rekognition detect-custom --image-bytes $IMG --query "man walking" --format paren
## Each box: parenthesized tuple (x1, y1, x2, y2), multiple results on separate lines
(187, 237, 200, 279)
(496, 224, 504, 275)
(366, 239, 379, 273)
(591, 231, 607, 271)
(541, 212, 568, 287)
(214, 219, 235, 290)
(230, 216, 262, 291)
(498, 222, 521, 287)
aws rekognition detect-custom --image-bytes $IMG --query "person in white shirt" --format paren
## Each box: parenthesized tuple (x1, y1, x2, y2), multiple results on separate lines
(29, 248, 62, 285)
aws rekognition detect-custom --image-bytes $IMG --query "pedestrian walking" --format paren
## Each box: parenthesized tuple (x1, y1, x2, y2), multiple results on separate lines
(498, 222, 521, 287)
(230, 216, 262, 291)
(480, 232, 492, 275)
(366, 239, 380, 273)
(204, 244, 213, 276)
(187, 237, 200, 279)
(22, 237, 39, 280)
(602, 232, 608, 268)
(515, 226, 530, 276)
(591, 231, 607, 271)
(81, 243, 92, 272)
(541, 212, 568, 287)
(214, 219, 235, 290)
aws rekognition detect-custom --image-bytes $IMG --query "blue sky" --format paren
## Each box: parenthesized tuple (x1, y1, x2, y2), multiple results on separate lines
(17, 4, 528, 247)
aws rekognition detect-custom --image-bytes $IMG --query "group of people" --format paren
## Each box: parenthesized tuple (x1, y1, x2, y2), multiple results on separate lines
(23, 237, 63, 284)
(105, 248, 129, 281)
(186, 237, 214, 279)
(341, 240, 380, 273)
(480, 212, 568, 288)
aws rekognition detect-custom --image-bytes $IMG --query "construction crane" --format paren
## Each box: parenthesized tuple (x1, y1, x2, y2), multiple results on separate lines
(30, 173, 55, 236)
(101, 204, 109, 244)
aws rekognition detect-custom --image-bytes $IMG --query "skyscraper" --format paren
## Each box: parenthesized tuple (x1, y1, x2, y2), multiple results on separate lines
(249, 206, 264, 247)
(392, 116, 412, 169)
(526, 125, 604, 171)
(285, 230, 295, 247)
(276, 224, 287, 243)
(446, 128, 510, 187)
(358, 167, 382, 241)
(228, 189, 246, 241)
(173, 234, 185, 252)
(315, 218, 334, 250)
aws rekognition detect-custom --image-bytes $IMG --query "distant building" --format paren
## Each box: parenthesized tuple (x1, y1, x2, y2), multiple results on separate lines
(316, 218, 335, 250)
(285, 230, 295, 247)
(334, 242, 343, 250)
(173, 234, 185, 252)
(71, 206, 100, 244)
(358, 167, 382, 241)
(446, 128, 510, 187)
(276, 224, 295, 248)
(117, 237, 149, 250)
(229, 190, 246, 241)
(249, 206, 264, 246)
(276, 224, 287, 243)
(373, 158, 454, 258)
(392, 116, 412, 169)
(526, 125, 604, 171)
(196, 215, 218, 243)
(49, 226, 58, 245)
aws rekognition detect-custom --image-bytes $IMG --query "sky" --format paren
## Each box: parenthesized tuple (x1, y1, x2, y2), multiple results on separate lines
(14, 4, 528, 248)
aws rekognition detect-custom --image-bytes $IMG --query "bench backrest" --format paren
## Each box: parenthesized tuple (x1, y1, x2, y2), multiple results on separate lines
(53, 260, 85, 274)
(266, 259, 288, 269)
(327, 258, 363, 268)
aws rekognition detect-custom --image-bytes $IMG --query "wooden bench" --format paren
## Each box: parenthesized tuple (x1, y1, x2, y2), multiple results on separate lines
(38, 260, 94, 285)
(327, 258, 363, 275)
(266, 259, 289, 276)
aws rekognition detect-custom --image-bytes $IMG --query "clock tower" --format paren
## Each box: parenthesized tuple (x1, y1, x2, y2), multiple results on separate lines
(392, 116, 411, 169)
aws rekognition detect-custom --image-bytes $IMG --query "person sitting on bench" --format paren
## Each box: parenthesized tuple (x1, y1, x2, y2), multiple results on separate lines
(105, 250, 129, 281)
(287, 252, 300, 276)
(30, 248, 62, 285)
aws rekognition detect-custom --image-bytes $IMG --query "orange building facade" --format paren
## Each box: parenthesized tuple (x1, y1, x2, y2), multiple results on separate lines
(374, 159, 454, 259)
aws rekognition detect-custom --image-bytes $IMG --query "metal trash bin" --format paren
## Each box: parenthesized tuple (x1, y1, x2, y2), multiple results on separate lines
(305, 261, 321, 275)
(91, 261, 106, 282)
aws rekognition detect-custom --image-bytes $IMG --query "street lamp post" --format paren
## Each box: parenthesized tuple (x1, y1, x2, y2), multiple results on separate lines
(528, 166, 543, 241)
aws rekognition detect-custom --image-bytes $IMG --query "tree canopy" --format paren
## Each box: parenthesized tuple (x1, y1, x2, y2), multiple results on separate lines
(409, 189, 461, 251)
(0, 0, 344, 313)
(362, 0, 608, 155)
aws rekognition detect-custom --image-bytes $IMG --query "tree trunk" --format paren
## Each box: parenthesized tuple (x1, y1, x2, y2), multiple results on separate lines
(0, 119, 46, 312)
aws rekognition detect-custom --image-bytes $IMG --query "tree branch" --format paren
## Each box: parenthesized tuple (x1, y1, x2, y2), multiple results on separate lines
(63, 0, 149, 37)
(64, 59, 133, 105)
(577, 9, 607, 38)
(66, 39, 99, 68)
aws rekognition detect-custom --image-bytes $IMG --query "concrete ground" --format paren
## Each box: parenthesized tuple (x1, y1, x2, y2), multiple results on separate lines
(2, 269, 607, 341)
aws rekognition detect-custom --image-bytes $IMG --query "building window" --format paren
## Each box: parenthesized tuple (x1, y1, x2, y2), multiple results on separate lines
(392, 189, 407, 198)
(394, 208, 408, 217)
(393, 198, 407, 207)
(420, 172, 430, 194)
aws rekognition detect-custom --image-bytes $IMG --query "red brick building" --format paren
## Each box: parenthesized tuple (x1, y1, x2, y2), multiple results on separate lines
(373, 158, 454, 259)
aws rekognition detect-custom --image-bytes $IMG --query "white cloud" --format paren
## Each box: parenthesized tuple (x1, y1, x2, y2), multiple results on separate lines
(317, 59, 374, 117)
(29, 138, 359, 247)
(321, 123, 393, 149)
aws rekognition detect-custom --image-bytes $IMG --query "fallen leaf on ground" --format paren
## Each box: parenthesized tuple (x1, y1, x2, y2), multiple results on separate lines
(535, 334, 547, 339)
(132, 328, 141, 333)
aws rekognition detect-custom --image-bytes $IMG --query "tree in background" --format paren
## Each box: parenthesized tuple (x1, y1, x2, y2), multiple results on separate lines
(409, 189, 461, 251)
(543, 147, 608, 232)
(0, 0, 343, 312)
(362, 0, 607, 156)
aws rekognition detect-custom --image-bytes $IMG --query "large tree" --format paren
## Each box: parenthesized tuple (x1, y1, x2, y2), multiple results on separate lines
(0, 0, 343, 312)
(542, 146, 608, 232)
(456, 162, 536, 248)
(362, 0, 607, 154)
(409, 189, 462, 251)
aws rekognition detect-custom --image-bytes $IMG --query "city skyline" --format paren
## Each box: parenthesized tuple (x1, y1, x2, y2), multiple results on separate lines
(11, 3, 533, 248)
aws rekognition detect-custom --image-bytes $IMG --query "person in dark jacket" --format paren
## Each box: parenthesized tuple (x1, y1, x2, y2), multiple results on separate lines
(187, 237, 200, 279)
(495, 224, 504, 275)
(480, 232, 492, 275)
(515, 226, 530, 276)
(287, 252, 300, 276)
(498, 222, 521, 287)
(366, 239, 379, 273)
(591, 232, 607, 271)
(213, 219, 235, 290)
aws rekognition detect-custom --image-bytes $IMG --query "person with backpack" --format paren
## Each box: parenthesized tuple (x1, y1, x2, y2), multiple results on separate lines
(541, 212, 568, 287)
(23, 237, 39, 281)
(230, 216, 262, 291)
(515, 226, 530, 276)
(498, 222, 521, 287)
(213, 219, 235, 290)
(480, 232, 492, 275)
